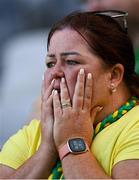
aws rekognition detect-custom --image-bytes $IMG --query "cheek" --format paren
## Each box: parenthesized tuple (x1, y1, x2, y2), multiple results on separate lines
(92, 75, 108, 106)
(65, 70, 78, 99)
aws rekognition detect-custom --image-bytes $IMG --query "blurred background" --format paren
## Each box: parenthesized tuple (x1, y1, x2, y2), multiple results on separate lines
(0, 0, 85, 148)
(0, 0, 139, 148)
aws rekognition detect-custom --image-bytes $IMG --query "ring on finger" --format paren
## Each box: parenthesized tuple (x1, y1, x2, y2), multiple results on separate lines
(61, 100, 71, 109)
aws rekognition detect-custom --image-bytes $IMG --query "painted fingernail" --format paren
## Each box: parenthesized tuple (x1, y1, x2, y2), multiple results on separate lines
(87, 73, 92, 79)
(80, 68, 84, 75)
(52, 89, 55, 95)
(42, 74, 44, 81)
(61, 77, 65, 83)
(51, 79, 55, 85)
(54, 90, 58, 95)
(98, 106, 103, 112)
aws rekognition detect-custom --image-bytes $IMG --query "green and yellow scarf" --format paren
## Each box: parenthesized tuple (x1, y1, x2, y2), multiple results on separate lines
(48, 96, 138, 179)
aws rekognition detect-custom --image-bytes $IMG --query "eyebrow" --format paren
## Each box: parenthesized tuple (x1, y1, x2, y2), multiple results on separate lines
(47, 51, 81, 58)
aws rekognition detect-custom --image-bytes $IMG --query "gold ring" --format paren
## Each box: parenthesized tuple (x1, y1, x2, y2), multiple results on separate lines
(61, 100, 71, 109)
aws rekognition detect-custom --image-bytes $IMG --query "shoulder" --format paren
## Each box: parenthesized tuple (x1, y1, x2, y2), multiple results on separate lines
(2, 119, 41, 151)
(0, 119, 41, 169)
(120, 105, 139, 128)
(124, 105, 139, 118)
(7, 119, 41, 146)
(92, 106, 139, 175)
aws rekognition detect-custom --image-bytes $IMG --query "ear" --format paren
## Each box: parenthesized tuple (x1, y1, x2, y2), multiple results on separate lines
(108, 63, 124, 93)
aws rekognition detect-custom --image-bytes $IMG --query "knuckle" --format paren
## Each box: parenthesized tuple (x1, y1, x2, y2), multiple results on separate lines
(87, 83, 92, 88)
(85, 94, 91, 99)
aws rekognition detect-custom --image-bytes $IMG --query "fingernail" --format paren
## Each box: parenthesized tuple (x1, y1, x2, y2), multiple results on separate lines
(61, 77, 65, 83)
(51, 79, 55, 85)
(98, 106, 103, 112)
(42, 74, 44, 81)
(52, 89, 55, 95)
(80, 68, 84, 75)
(87, 73, 92, 79)
(54, 90, 58, 95)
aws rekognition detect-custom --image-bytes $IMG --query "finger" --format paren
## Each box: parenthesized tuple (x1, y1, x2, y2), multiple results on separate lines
(41, 92, 53, 122)
(42, 79, 55, 101)
(42, 90, 53, 111)
(73, 68, 85, 110)
(83, 73, 93, 111)
(91, 106, 103, 124)
(53, 90, 62, 118)
(42, 92, 53, 110)
(60, 77, 71, 111)
(41, 74, 45, 97)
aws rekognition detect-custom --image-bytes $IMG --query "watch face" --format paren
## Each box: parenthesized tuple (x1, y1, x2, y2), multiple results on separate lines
(68, 138, 86, 153)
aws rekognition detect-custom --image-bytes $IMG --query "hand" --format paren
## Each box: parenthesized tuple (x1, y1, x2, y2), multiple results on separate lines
(53, 69, 102, 149)
(41, 77, 58, 159)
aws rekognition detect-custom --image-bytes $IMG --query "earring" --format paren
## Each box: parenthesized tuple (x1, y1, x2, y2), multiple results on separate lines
(111, 83, 116, 93)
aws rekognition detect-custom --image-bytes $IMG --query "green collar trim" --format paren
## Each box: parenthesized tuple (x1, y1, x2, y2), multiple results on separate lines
(49, 96, 138, 179)
(94, 96, 138, 136)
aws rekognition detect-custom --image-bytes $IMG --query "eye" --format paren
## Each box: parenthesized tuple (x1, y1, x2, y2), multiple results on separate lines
(46, 62, 56, 68)
(66, 60, 79, 65)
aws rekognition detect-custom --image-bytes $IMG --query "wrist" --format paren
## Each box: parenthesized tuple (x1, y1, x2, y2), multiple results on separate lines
(39, 142, 58, 160)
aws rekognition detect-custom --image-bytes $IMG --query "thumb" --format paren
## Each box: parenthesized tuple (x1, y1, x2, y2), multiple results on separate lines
(91, 106, 103, 123)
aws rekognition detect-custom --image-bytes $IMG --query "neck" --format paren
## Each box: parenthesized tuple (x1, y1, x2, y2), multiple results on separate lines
(94, 84, 131, 127)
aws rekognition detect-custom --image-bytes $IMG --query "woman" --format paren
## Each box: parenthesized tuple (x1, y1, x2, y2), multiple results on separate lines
(1, 11, 139, 179)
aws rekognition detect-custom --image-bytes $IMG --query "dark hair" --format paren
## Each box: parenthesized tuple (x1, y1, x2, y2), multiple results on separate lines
(47, 11, 139, 97)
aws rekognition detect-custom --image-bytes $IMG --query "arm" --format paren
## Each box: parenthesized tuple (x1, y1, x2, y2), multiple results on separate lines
(61, 151, 109, 179)
(112, 160, 139, 178)
(53, 68, 139, 179)
(111, 119, 139, 179)
(0, 143, 57, 179)
(58, 151, 139, 179)
(0, 77, 57, 179)
(53, 69, 109, 179)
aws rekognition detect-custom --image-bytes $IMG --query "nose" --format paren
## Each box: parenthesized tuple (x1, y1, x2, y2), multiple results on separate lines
(50, 63, 64, 79)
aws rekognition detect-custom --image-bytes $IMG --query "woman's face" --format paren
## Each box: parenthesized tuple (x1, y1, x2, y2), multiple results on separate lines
(45, 28, 110, 107)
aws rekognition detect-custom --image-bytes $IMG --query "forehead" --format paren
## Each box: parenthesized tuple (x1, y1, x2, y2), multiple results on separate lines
(48, 28, 90, 55)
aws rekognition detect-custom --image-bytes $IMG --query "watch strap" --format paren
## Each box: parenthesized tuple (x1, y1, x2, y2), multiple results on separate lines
(59, 142, 70, 161)
(59, 139, 89, 161)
